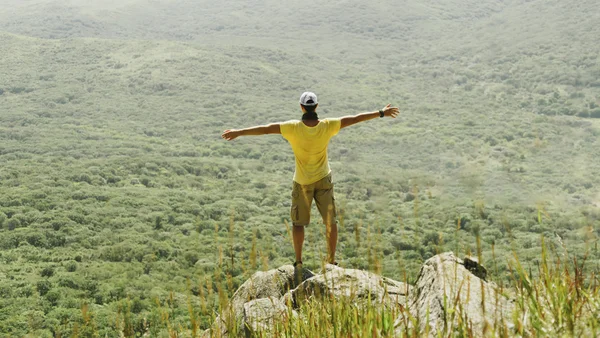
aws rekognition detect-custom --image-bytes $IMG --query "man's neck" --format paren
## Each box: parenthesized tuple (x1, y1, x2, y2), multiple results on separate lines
(301, 112, 318, 120)
(302, 119, 319, 127)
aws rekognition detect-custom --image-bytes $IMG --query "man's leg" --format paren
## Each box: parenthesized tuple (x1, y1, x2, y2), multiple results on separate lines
(326, 219, 337, 264)
(290, 181, 313, 263)
(315, 174, 337, 264)
(292, 226, 305, 263)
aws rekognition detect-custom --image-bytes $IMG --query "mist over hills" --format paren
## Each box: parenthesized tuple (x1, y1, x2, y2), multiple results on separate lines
(0, 0, 599, 336)
(2, 0, 598, 47)
(0, 0, 509, 41)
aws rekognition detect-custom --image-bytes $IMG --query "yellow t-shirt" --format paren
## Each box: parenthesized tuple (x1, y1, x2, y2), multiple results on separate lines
(280, 118, 341, 185)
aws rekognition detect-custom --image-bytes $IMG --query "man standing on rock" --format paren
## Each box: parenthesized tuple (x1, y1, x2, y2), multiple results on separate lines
(221, 92, 399, 268)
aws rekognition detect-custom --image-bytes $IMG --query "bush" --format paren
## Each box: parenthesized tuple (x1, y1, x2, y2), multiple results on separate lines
(9, 87, 28, 94)
(65, 261, 77, 272)
(26, 232, 46, 247)
(391, 236, 418, 251)
(7, 218, 20, 231)
(40, 266, 55, 277)
(46, 232, 66, 247)
(457, 213, 472, 231)
(36, 280, 52, 296)
(577, 110, 590, 118)
(422, 231, 442, 246)
(0, 282, 12, 298)
(58, 276, 79, 289)
(45, 289, 61, 306)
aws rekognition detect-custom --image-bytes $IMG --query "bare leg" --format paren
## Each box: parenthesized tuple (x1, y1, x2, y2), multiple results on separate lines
(326, 221, 338, 264)
(292, 225, 305, 263)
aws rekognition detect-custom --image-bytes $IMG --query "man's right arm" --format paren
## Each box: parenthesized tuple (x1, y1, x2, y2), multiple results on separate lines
(221, 123, 281, 141)
(340, 104, 399, 129)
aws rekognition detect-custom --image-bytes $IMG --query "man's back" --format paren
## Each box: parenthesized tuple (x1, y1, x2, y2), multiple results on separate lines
(280, 118, 341, 185)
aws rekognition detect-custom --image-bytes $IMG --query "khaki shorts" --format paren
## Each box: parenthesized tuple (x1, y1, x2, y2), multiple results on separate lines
(291, 174, 337, 226)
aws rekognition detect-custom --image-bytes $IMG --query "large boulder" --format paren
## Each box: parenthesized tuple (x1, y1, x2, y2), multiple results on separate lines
(285, 264, 411, 309)
(243, 297, 294, 337)
(205, 265, 313, 337)
(397, 252, 513, 337)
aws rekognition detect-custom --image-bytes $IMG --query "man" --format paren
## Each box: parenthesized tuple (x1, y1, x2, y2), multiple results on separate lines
(221, 92, 399, 268)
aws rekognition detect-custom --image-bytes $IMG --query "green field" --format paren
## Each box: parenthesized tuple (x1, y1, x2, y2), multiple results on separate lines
(0, 0, 599, 336)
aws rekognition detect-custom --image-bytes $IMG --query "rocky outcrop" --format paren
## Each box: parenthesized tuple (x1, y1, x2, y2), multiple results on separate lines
(285, 263, 410, 309)
(203, 263, 410, 337)
(397, 252, 513, 337)
(204, 253, 512, 337)
(203, 265, 313, 337)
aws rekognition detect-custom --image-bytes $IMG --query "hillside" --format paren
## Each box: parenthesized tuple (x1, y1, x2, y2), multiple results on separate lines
(0, 0, 599, 336)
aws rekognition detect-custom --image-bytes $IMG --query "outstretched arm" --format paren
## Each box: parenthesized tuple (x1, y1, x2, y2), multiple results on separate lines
(221, 123, 281, 141)
(340, 104, 399, 129)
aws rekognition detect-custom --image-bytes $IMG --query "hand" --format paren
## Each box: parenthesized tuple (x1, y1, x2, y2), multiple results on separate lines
(221, 129, 241, 141)
(382, 104, 400, 118)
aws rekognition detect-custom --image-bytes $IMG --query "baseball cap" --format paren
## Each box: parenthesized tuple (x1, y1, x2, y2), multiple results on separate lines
(299, 92, 318, 106)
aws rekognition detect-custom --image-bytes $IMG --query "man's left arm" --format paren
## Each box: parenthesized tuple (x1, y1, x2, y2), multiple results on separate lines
(340, 104, 399, 129)
(221, 123, 281, 141)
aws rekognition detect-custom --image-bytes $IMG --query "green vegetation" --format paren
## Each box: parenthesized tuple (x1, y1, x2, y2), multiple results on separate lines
(0, 0, 599, 336)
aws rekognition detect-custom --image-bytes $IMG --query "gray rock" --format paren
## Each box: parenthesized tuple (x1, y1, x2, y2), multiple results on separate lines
(211, 265, 313, 336)
(287, 263, 411, 309)
(243, 297, 296, 337)
(397, 252, 513, 337)
(208, 257, 514, 337)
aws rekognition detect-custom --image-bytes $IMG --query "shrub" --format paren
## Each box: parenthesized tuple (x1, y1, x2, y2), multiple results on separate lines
(9, 87, 28, 94)
(26, 232, 46, 247)
(58, 276, 79, 289)
(36, 280, 52, 296)
(41, 266, 55, 277)
(577, 110, 590, 118)
(0, 283, 12, 298)
(7, 218, 20, 230)
(46, 232, 66, 247)
(422, 231, 442, 246)
(45, 289, 61, 306)
(65, 261, 77, 272)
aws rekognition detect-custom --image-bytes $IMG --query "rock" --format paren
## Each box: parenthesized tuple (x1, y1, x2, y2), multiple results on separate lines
(286, 263, 411, 309)
(397, 252, 513, 337)
(463, 255, 487, 280)
(210, 265, 313, 336)
(243, 297, 295, 337)
(207, 256, 513, 337)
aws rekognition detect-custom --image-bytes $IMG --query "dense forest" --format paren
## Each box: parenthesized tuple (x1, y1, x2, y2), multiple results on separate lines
(0, 0, 599, 336)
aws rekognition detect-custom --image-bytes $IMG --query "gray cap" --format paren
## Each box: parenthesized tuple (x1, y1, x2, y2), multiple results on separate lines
(299, 92, 318, 106)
